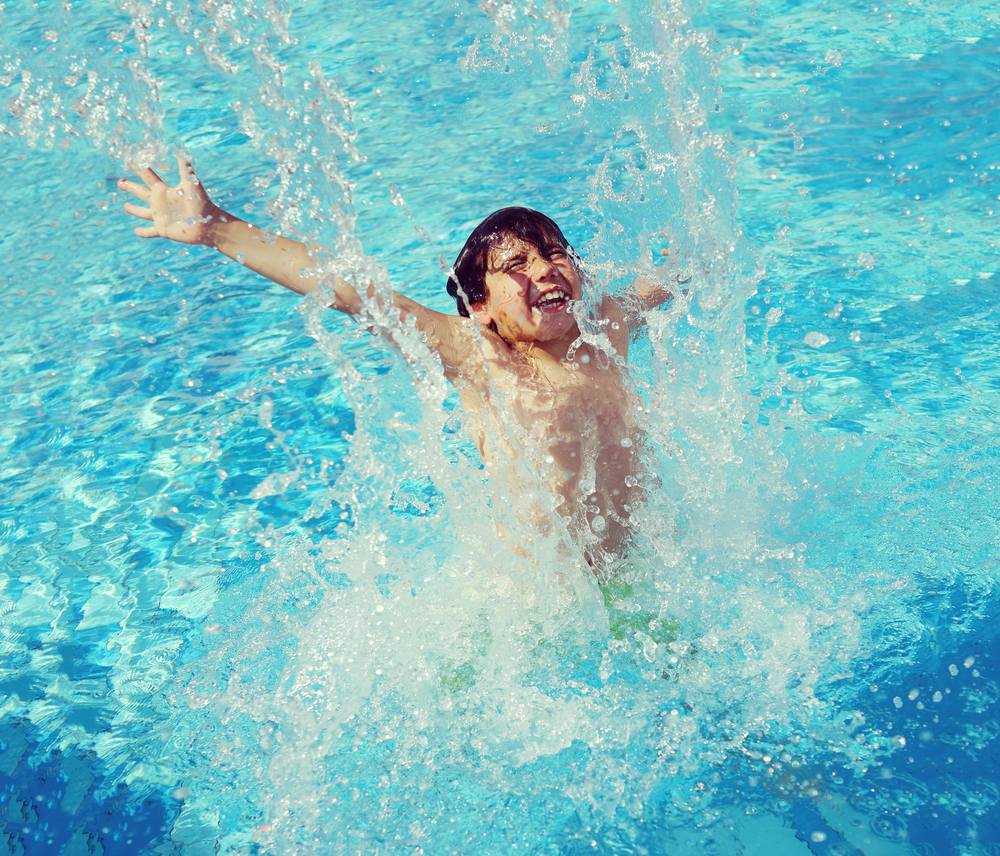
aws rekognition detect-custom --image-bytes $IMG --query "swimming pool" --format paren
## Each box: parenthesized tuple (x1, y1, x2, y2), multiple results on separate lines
(2, 0, 999, 853)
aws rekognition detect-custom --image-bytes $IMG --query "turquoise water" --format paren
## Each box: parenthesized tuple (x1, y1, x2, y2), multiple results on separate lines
(2, 0, 999, 853)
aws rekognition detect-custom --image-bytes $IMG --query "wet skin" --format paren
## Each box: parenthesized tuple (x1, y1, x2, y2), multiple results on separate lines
(453, 237, 645, 567)
(118, 161, 669, 573)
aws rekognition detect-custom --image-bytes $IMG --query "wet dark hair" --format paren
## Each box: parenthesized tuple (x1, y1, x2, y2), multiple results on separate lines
(446, 207, 571, 318)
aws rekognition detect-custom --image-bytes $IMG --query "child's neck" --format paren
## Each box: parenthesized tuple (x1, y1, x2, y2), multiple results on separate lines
(511, 326, 583, 368)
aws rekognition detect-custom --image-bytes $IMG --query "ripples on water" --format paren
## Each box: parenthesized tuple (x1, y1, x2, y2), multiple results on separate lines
(1, 1, 999, 853)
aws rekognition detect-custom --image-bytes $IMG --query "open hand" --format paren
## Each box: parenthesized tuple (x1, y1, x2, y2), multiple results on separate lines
(118, 154, 222, 246)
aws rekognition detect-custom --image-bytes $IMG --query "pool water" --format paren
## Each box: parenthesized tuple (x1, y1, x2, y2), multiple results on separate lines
(2, 0, 999, 854)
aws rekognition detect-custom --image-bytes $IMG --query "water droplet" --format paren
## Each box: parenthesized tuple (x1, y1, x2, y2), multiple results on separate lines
(590, 515, 606, 533)
(804, 331, 830, 348)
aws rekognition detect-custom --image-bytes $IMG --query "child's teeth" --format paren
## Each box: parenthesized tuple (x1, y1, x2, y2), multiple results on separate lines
(537, 291, 566, 307)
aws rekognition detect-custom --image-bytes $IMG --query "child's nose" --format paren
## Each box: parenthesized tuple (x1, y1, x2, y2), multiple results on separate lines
(528, 255, 557, 280)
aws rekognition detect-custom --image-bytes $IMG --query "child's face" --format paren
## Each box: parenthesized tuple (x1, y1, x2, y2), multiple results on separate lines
(474, 236, 583, 346)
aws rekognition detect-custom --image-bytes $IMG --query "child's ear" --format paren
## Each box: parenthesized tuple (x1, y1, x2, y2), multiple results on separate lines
(470, 301, 493, 327)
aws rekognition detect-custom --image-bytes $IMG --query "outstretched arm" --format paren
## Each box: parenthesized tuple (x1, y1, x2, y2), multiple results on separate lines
(119, 155, 366, 311)
(119, 156, 472, 365)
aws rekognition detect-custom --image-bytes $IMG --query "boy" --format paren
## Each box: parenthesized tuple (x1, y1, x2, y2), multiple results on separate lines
(118, 156, 679, 572)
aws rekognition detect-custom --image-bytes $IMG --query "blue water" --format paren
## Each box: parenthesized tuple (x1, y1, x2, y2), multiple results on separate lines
(2, 1, 1000, 854)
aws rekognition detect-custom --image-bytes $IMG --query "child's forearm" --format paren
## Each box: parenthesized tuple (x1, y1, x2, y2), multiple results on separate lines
(121, 160, 463, 365)
(206, 213, 364, 313)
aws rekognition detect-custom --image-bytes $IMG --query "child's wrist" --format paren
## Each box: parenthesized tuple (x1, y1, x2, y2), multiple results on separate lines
(203, 205, 236, 249)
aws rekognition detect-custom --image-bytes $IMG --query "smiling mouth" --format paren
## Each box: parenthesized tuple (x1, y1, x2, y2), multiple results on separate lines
(532, 288, 571, 312)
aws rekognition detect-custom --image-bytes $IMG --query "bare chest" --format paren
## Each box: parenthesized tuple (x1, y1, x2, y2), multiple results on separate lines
(482, 354, 639, 473)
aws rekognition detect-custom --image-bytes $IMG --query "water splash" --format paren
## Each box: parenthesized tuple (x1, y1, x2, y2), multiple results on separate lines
(2, 0, 1000, 854)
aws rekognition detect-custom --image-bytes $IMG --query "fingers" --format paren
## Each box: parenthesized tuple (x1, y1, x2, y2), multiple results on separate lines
(122, 153, 200, 199)
(123, 201, 154, 221)
(176, 152, 198, 188)
(134, 225, 160, 239)
(128, 160, 165, 189)
(118, 177, 150, 202)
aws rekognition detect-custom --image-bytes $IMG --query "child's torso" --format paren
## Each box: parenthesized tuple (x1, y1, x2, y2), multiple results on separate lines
(453, 304, 646, 565)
